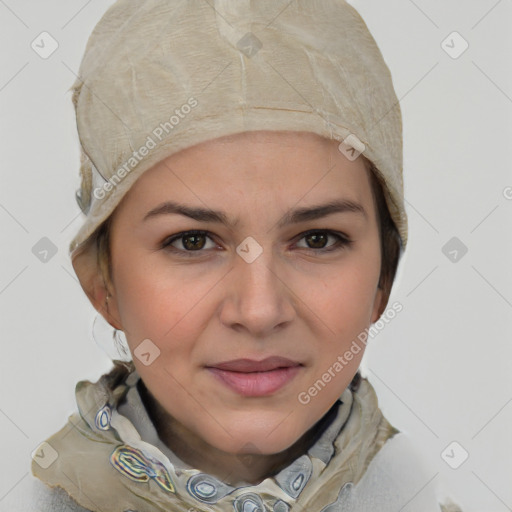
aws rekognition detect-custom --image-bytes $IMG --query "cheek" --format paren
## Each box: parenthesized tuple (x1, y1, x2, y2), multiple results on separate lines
(306, 249, 381, 335)
(112, 254, 217, 354)
(293, 255, 380, 422)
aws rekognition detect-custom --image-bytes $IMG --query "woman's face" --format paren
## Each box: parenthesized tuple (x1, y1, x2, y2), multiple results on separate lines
(107, 130, 384, 456)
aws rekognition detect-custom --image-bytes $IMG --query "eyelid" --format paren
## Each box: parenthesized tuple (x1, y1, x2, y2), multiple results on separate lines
(161, 229, 352, 255)
(161, 230, 218, 254)
(292, 229, 352, 251)
(294, 228, 351, 243)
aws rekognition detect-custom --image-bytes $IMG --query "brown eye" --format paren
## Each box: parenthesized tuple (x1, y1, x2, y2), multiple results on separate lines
(162, 230, 216, 255)
(304, 232, 329, 249)
(181, 233, 207, 250)
(295, 230, 351, 252)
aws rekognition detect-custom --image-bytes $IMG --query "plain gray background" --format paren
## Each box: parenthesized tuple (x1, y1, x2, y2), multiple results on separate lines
(0, 1, 511, 510)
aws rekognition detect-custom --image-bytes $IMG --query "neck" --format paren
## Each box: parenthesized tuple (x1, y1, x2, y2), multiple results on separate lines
(137, 379, 334, 486)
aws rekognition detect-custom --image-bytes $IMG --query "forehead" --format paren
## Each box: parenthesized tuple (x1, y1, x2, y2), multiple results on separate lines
(115, 130, 376, 223)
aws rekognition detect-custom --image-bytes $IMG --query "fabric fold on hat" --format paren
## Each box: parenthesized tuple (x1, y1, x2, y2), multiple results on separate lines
(68, 0, 407, 259)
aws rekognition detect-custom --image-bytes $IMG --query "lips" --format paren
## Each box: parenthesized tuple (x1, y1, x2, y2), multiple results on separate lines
(206, 356, 302, 397)
(209, 356, 300, 373)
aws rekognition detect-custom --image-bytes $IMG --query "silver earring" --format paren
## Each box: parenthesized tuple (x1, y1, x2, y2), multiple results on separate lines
(91, 312, 132, 362)
(113, 328, 131, 361)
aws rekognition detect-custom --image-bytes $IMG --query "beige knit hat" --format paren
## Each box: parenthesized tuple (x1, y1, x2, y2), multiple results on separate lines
(69, 0, 407, 260)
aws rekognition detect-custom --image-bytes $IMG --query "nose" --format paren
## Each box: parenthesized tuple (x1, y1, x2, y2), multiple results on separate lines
(218, 244, 295, 338)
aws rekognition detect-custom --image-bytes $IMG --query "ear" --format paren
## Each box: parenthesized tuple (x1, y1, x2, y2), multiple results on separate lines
(370, 278, 392, 324)
(71, 242, 123, 330)
(370, 286, 384, 324)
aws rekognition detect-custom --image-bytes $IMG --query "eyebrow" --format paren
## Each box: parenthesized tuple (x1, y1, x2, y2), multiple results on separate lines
(143, 199, 367, 229)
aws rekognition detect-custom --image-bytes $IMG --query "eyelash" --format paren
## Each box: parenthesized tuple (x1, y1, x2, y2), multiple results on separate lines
(160, 229, 352, 257)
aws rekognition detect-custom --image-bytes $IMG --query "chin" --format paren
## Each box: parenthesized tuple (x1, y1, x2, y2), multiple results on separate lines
(200, 414, 308, 456)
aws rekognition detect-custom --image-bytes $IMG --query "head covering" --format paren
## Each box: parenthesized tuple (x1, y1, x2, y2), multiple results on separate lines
(69, 0, 407, 261)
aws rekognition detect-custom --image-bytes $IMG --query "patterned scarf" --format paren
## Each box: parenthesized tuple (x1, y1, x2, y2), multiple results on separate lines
(31, 361, 398, 512)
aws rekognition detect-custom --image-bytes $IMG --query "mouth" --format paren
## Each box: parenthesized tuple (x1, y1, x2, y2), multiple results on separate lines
(205, 357, 303, 397)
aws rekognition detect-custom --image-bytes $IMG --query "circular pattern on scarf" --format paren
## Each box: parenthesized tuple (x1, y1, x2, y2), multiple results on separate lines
(273, 500, 290, 512)
(233, 493, 265, 512)
(110, 445, 175, 493)
(274, 455, 312, 499)
(187, 473, 233, 503)
(95, 405, 112, 430)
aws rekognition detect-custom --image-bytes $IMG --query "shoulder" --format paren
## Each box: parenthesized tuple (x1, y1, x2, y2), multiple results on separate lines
(0, 473, 90, 512)
(349, 432, 463, 512)
(345, 378, 464, 511)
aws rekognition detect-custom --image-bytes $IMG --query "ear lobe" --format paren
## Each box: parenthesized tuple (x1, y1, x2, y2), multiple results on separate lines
(373, 273, 396, 323)
(371, 285, 388, 324)
(71, 243, 122, 330)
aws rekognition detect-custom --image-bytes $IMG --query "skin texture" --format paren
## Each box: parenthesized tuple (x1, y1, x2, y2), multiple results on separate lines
(76, 130, 385, 485)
